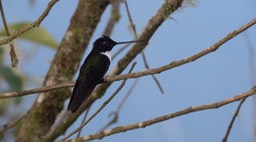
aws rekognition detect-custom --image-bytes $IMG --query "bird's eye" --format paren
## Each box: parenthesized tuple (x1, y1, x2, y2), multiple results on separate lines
(103, 41, 108, 45)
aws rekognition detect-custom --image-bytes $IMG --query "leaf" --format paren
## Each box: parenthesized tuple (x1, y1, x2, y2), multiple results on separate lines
(0, 65, 23, 91)
(0, 22, 58, 49)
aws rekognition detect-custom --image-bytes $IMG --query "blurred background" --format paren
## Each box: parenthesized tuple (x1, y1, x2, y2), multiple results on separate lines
(0, 0, 255, 141)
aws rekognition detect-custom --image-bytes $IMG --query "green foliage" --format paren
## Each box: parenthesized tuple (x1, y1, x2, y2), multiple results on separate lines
(0, 48, 23, 91)
(0, 21, 58, 112)
(0, 65, 23, 91)
(0, 48, 22, 114)
(0, 22, 58, 49)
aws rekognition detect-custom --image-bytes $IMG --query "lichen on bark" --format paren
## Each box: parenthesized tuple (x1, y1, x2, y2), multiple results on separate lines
(16, 0, 109, 141)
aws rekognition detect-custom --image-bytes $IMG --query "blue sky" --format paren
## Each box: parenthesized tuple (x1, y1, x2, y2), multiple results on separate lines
(1, 0, 256, 142)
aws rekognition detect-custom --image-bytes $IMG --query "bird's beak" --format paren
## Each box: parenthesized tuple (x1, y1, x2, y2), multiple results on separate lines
(116, 40, 145, 45)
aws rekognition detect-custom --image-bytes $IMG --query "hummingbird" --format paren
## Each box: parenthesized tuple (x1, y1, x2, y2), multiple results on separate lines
(68, 35, 142, 113)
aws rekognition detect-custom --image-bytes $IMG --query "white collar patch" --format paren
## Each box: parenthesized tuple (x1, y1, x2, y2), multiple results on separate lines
(100, 51, 111, 61)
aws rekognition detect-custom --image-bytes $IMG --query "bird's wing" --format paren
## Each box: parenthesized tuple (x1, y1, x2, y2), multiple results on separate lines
(67, 54, 110, 112)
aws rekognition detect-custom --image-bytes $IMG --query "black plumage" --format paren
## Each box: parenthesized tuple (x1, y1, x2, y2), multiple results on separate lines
(67, 36, 142, 113)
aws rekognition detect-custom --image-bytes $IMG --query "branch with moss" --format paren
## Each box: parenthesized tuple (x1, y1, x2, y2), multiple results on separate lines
(1, 18, 255, 100)
(42, 0, 184, 141)
(16, 0, 110, 141)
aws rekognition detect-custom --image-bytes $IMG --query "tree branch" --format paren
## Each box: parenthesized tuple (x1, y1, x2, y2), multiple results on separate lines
(67, 86, 256, 141)
(76, 106, 91, 138)
(37, 4, 186, 128)
(0, 114, 25, 133)
(102, 0, 120, 36)
(61, 62, 137, 141)
(0, 0, 19, 67)
(105, 18, 256, 82)
(16, 0, 110, 141)
(123, 0, 164, 94)
(0, 81, 74, 99)
(222, 98, 247, 142)
(0, 0, 184, 110)
(0, 0, 59, 46)
(1, 18, 255, 99)
(100, 79, 140, 131)
(36, 2, 255, 141)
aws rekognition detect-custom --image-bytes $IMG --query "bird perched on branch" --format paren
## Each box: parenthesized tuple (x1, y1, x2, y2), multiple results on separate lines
(68, 36, 143, 112)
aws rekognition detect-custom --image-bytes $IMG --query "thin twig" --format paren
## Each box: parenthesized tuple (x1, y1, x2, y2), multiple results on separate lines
(20, 1, 110, 141)
(105, 18, 256, 82)
(102, 0, 120, 36)
(100, 79, 140, 131)
(244, 32, 256, 86)
(44, 1, 246, 140)
(123, 0, 137, 39)
(46, 111, 71, 139)
(0, 0, 59, 46)
(0, 0, 18, 67)
(1, 18, 255, 99)
(222, 98, 247, 142)
(67, 86, 256, 142)
(243, 32, 256, 141)
(124, 0, 164, 94)
(116, 78, 139, 113)
(76, 106, 91, 138)
(222, 32, 256, 142)
(112, 43, 130, 60)
(0, 114, 25, 133)
(99, 112, 118, 132)
(141, 51, 164, 94)
(60, 62, 137, 141)
(0, 0, 9, 35)
(0, 81, 74, 99)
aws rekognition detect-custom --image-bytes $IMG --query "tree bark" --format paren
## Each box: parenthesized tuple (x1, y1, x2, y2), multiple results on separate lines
(42, 0, 184, 140)
(16, 0, 109, 141)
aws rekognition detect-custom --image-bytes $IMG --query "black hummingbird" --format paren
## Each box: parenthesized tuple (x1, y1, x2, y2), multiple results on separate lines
(68, 35, 142, 112)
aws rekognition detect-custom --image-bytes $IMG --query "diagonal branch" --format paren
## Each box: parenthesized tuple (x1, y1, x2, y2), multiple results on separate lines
(0, 114, 25, 133)
(222, 98, 247, 142)
(76, 106, 91, 138)
(42, 1, 190, 140)
(46, 17, 256, 141)
(100, 79, 140, 131)
(141, 51, 164, 93)
(1, 18, 255, 99)
(67, 86, 256, 142)
(0, 0, 19, 67)
(105, 18, 256, 82)
(32, 2, 255, 141)
(61, 62, 137, 141)
(16, 0, 110, 141)
(0, 81, 74, 99)
(102, 0, 120, 36)
(123, 0, 164, 94)
(0, 0, 59, 46)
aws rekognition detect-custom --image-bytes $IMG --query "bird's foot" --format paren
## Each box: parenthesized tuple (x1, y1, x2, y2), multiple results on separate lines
(99, 78, 106, 84)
